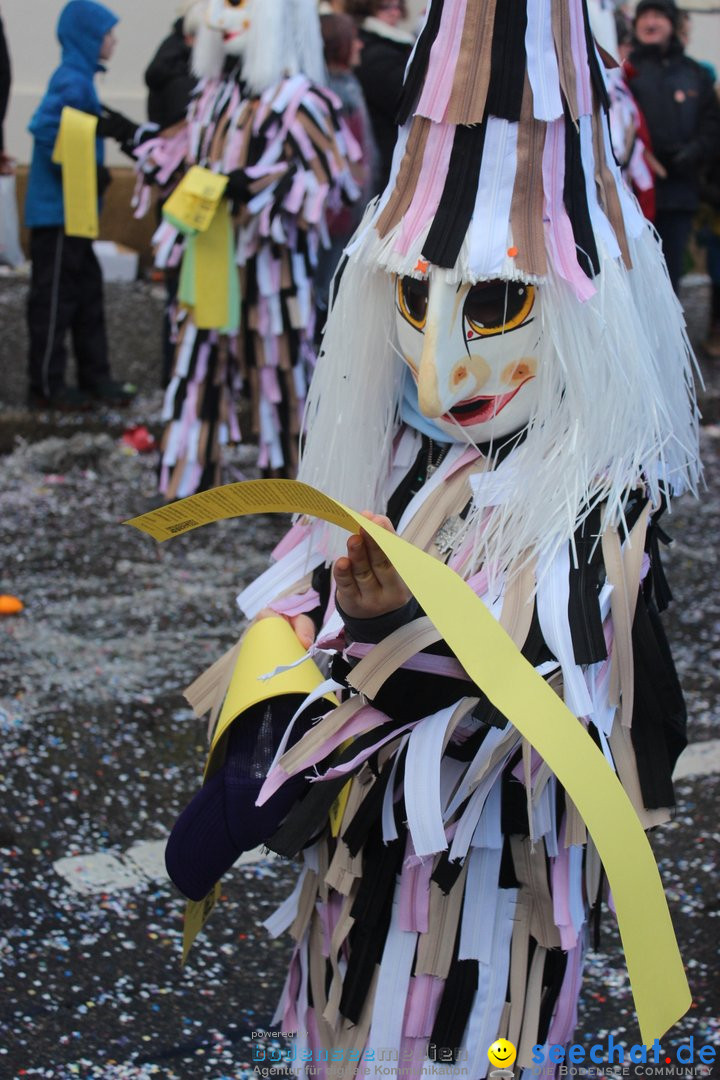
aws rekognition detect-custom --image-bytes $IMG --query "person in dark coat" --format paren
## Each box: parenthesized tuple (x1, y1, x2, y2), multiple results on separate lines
(627, 0, 720, 292)
(144, 3, 202, 130)
(145, 3, 203, 386)
(355, 0, 414, 194)
(0, 7, 12, 173)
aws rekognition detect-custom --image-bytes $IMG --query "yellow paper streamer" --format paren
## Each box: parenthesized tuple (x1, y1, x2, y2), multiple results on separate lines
(125, 480, 691, 1043)
(182, 882, 221, 965)
(52, 107, 99, 239)
(194, 201, 233, 330)
(162, 165, 229, 234)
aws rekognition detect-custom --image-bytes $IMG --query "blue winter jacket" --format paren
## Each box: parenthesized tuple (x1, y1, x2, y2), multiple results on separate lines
(25, 0, 118, 228)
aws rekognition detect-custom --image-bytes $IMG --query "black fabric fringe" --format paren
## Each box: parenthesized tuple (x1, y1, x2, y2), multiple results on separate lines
(569, 506, 607, 665)
(396, 0, 446, 125)
(429, 960, 479, 1062)
(581, 0, 610, 112)
(422, 123, 487, 268)
(342, 757, 396, 858)
(563, 107, 600, 279)
(485, 0, 528, 122)
(630, 594, 687, 809)
(537, 949, 569, 1045)
(341, 831, 405, 1022)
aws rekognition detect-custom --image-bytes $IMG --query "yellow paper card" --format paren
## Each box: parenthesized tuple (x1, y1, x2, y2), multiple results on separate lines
(125, 479, 692, 1043)
(182, 882, 222, 964)
(204, 615, 337, 782)
(162, 165, 228, 234)
(52, 107, 98, 239)
(194, 202, 232, 329)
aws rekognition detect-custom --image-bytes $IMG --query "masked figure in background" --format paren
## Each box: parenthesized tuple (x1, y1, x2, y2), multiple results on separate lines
(133, 0, 360, 496)
(165, 0, 700, 1069)
(587, 0, 656, 221)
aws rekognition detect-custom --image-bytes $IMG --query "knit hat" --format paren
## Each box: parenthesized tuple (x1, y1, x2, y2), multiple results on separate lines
(298, 0, 700, 579)
(634, 0, 678, 25)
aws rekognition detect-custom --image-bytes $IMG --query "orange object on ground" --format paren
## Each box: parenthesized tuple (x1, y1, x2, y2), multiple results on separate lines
(0, 595, 24, 615)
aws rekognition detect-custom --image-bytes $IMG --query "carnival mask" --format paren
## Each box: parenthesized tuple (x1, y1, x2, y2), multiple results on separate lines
(206, 0, 253, 54)
(395, 275, 542, 443)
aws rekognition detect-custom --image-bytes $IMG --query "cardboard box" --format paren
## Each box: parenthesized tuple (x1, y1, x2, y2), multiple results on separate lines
(93, 240, 139, 283)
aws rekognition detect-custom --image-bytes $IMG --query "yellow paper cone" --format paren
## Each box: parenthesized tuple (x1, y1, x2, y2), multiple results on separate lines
(204, 616, 336, 781)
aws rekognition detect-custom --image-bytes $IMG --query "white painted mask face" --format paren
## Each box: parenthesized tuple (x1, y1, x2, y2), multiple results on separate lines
(395, 275, 542, 443)
(206, 0, 253, 55)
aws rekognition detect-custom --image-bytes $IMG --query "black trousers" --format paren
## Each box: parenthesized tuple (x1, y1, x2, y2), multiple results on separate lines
(655, 210, 695, 296)
(27, 227, 111, 397)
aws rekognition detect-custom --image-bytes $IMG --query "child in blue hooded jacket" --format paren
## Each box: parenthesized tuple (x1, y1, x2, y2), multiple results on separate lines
(25, 0, 138, 410)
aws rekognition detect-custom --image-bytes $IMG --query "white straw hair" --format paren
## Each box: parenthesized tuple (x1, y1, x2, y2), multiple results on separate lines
(298, 224, 404, 556)
(242, 0, 327, 94)
(298, 214, 701, 576)
(191, 18, 225, 79)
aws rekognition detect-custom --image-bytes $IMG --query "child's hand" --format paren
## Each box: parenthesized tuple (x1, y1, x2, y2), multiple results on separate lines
(255, 609, 315, 651)
(333, 512, 411, 620)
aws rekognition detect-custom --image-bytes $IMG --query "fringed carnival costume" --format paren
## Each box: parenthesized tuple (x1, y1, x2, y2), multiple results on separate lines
(133, 0, 361, 496)
(164, 0, 701, 1072)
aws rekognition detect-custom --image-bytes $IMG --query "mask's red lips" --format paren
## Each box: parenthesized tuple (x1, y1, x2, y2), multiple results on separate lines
(445, 378, 533, 426)
(223, 30, 243, 41)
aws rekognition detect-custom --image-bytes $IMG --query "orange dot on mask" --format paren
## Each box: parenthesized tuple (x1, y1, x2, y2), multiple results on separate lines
(507, 246, 518, 258)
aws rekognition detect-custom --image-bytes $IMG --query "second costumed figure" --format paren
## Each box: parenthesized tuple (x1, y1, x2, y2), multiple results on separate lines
(134, 0, 361, 496)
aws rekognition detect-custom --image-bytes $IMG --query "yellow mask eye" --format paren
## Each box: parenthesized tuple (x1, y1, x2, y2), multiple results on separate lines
(464, 281, 534, 338)
(397, 276, 429, 331)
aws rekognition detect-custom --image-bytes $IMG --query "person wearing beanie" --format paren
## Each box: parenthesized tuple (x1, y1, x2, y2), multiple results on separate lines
(627, 0, 720, 292)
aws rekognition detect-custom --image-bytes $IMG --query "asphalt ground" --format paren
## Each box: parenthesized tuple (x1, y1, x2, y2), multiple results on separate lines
(0, 271, 718, 1079)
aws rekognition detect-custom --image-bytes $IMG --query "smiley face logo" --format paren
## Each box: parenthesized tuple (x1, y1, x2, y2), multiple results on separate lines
(487, 1039, 517, 1070)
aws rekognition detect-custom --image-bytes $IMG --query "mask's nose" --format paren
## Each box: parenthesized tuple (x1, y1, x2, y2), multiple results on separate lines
(417, 279, 457, 418)
(417, 280, 492, 417)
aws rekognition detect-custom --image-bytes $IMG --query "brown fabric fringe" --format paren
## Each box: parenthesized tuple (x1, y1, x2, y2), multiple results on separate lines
(552, 0, 580, 122)
(445, 0, 498, 125)
(376, 117, 431, 239)
(509, 77, 548, 278)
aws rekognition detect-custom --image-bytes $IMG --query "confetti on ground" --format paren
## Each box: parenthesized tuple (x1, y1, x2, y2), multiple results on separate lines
(0, 278, 718, 1075)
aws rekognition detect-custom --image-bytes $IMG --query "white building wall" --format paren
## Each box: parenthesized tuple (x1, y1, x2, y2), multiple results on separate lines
(3, 0, 181, 166)
(685, 10, 720, 74)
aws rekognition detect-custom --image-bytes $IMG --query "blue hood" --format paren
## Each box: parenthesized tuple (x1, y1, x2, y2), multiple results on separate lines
(57, 0, 118, 77)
